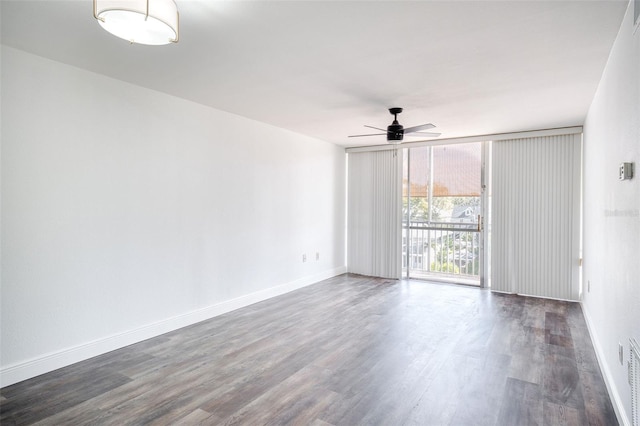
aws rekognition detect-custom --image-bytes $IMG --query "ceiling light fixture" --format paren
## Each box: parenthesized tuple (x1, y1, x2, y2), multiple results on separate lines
(93, 0, 179, 45)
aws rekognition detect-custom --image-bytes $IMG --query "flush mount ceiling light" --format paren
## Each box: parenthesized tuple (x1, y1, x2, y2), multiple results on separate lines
(93, 0, 179, 45)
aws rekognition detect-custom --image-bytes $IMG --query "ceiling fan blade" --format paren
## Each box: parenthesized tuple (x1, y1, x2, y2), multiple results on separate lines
(364, 125, 387, 132)
(405, 132, 442, 138)
(348, 133, 387, 138)
(403, 123, 436, 133)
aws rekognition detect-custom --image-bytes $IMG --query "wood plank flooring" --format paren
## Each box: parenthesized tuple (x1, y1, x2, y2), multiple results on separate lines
(1, 274, 618, 425)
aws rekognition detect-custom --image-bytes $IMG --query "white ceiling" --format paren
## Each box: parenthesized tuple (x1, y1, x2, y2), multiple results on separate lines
(0, 0, 628, 147)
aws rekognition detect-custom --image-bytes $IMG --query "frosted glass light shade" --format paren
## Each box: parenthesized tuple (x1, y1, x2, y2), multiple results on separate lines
(94, 0, 179, 45)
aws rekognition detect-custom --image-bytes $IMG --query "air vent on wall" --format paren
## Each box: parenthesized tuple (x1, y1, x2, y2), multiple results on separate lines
(630, 338, 640, 426)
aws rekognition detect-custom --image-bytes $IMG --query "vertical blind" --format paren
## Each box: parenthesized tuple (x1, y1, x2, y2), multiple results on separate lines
(491, 134, 581, 300)
(347, 149, 402, 279)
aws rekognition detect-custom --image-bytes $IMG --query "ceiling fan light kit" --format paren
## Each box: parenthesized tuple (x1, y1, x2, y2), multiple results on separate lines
(93, 0, 179, 45)
(349, 107, 441, 144)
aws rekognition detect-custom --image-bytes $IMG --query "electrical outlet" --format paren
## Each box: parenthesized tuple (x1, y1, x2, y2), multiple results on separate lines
(619, 342, 624, 365)
(302, 254, 306, 263)
(316, 252, 320, 261)
(619, 162, 634, 180)
(588, 280, 591, 292)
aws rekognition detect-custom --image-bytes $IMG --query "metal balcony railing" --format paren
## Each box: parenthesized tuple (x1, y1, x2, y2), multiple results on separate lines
(403, 221, 481, 279)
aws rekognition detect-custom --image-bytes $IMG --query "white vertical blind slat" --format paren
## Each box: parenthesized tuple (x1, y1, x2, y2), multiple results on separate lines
(347, 150, 402, 279)
(491, 134, 581, 300)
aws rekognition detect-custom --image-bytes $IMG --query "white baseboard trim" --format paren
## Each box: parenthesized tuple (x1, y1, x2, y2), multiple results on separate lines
(0, 266, 347, 388)
(581, 302, 631, 426)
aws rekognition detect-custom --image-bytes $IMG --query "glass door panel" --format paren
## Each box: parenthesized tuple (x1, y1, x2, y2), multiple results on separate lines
(402, 143, 484, 285)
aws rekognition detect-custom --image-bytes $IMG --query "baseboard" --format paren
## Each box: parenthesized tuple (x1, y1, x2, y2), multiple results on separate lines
(0, 266, 347, 388)
(581, 302, 631, 426)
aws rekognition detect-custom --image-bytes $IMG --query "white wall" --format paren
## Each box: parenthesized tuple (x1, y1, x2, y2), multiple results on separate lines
(583, 2, 640, 424)
(0, 47, 346, 386)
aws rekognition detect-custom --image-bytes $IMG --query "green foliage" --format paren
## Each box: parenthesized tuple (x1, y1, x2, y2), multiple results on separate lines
(403, 197, 432, 222)
(403, 196, 480, 223)
(430, 262, 460, 274)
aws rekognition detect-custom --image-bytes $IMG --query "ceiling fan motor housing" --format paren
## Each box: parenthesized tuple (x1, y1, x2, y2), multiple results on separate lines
(387, 122, 404, 141)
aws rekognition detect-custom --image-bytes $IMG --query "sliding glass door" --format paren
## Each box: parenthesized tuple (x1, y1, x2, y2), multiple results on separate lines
(402, 142, 485, 286)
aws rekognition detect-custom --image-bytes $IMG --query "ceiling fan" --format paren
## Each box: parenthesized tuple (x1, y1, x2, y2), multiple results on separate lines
(349, 107, 441, 143)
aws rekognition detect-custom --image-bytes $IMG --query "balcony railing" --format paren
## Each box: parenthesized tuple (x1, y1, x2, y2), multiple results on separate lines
(403, 221, 480, 280)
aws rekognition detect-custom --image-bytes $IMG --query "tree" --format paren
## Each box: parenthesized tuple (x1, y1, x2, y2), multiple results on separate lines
(403, 197, 428, 222)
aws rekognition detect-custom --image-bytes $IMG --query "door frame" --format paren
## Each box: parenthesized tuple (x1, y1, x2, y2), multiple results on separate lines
(402, 141, 489, 288)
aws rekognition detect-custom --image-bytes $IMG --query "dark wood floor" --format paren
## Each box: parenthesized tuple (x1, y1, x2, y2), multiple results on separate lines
(1, 274, 617, 425)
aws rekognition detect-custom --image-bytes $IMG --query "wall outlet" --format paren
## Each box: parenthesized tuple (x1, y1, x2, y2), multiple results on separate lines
(619, 342, 624, 365)
(316, 252, 320, 261)
(302, 254, 306, 263)
(619, 162, 634, 180)
(588, 280, 591, 292)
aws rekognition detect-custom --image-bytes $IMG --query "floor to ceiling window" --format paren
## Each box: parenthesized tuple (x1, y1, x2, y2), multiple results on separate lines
(402, 142, 485, 285)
